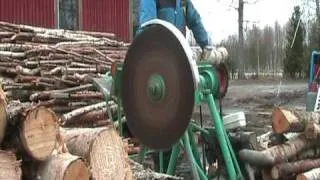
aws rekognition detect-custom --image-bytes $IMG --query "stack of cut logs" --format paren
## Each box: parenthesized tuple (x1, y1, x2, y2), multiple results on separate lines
(0, 21, 181, 180)
(239, 107, 320, 180)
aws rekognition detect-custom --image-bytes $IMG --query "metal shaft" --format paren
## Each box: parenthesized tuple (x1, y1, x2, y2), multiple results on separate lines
(205, 93, 237, 180)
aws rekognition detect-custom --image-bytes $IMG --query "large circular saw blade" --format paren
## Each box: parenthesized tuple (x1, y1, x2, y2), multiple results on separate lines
(121, 20, 196, 150)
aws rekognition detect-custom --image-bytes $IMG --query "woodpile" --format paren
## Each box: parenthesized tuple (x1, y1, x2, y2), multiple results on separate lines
(0, 21, 178, 180)
(239, 106, 320, 180)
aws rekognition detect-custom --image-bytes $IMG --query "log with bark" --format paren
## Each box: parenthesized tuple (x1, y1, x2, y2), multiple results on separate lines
(0, 86, 7, 144)
(129, 159, 183, 180)
(297, 167, 320, 180)
(272, 107, 320, 134)
(0, 150, 22, 180)
(238, 134, 318, 167)
(271, 158, 320, 179)
(304, 122, 320, 140)
(60, 126, 133, 180)
(36, 153, 91, 180)
(295, 147, 320, 160)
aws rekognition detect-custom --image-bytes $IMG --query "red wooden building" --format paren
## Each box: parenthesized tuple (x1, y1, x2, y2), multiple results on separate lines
(0, 0, 133, 42)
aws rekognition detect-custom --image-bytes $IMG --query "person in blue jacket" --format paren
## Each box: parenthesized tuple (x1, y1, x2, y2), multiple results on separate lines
(137, 0, 212, 59)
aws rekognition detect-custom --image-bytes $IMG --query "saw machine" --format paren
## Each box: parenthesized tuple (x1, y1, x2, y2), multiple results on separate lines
(93, 19, 248, 180)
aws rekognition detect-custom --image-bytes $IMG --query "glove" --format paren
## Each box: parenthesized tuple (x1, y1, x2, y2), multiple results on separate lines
(200, 46, 213, 61)
(200, 46, 229, 65)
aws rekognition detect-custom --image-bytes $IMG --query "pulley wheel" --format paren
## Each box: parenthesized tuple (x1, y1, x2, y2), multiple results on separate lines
(121, 21, 196, 150)
(216, 63, 229, 98)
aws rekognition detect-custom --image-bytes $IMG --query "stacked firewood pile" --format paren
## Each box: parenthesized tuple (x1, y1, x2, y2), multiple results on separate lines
(0, 21, 180, 180)
(239, 107, 320, 180)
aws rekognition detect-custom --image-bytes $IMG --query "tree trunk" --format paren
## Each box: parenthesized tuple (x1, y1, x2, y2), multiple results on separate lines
(316, 0, 320, 49)
(0, 86, 7, 144)
(60, 126, 133, 180)
(239, 135, 317, 166)
(297, 167, 320, 180)
(0, 150, 22, 180)
(271, 158, 320, 179)
(37, 153, 90, 180)
(238, 0, 245, 79)
(272, 107, 320, 134)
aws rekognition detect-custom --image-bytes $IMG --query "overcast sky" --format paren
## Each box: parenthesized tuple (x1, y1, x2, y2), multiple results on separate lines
(191, 0, 303, 43)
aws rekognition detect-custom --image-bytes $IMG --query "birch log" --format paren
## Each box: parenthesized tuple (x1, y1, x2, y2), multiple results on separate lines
(239, 135, 317, 166)
(272, 107, 320, 134)
(60, 126, 133, 180)
(297, 168, 320, 180)
(36, 153, 90, 180)
(271, 158, 320, 179)
(0, 150, 22, 180)
(304, 122, 320, 140)
(0, 86, 7, 144)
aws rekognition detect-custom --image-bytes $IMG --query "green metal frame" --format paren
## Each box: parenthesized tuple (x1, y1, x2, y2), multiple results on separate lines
(105, 62, 244, 180)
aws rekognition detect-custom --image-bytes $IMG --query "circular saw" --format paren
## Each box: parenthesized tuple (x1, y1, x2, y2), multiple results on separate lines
(121, 20, 198, 150)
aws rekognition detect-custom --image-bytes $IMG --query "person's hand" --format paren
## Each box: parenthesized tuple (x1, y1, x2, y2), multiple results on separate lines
(200, 46, 213, 61)
(200, 46, 229, 65)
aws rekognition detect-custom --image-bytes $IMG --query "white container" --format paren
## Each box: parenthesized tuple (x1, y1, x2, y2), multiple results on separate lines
(222, 111, 246, 130)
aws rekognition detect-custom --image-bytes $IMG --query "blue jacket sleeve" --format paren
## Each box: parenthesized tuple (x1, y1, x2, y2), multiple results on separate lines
(185, 0, 209, 49)
(136, 0, 157, 35)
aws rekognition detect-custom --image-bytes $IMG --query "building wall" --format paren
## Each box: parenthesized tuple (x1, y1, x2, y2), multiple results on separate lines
(0, 0, 131, 42)
(0, 0, 56, 28)
(81, 0, 131, 42)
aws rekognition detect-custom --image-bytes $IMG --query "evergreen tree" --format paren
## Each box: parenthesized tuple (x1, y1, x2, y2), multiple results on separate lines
(284, 6, 306, 78)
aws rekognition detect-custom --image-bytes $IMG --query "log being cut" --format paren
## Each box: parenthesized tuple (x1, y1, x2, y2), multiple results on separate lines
(60, 126, 133, 180)
(0, 150, 22, 180)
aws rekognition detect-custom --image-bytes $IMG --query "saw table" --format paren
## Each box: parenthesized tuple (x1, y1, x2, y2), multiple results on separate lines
(93, 19, 246, 180)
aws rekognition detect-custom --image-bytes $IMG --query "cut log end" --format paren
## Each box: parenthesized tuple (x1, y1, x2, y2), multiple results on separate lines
(297, 174, 308, 180)
(21, 106, 58, 160)
(37, 153, 90, 180)
(89, 127, 132, 180)
(61, 126, 133, 180)
(272, 107, 290, 134)
(63, 158, 90, 180)
(0, 150, 22, 180)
